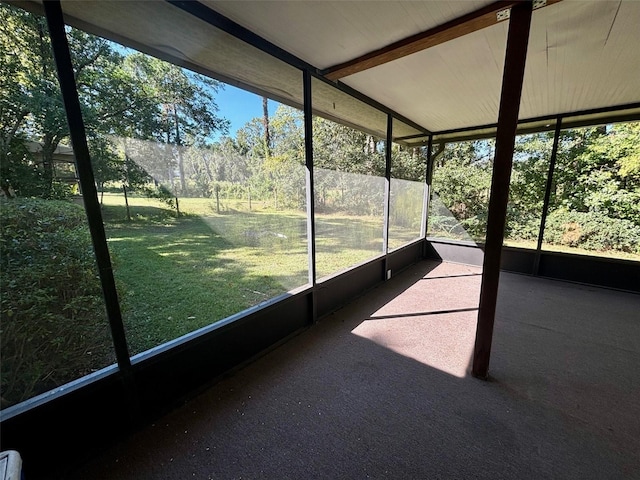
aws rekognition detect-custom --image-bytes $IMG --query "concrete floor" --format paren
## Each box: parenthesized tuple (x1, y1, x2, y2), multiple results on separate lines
(68, 261, 640, 479)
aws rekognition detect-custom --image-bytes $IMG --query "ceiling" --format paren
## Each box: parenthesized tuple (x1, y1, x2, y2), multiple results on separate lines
(206, 0, 640, 137)
(14, 0, 640, 144)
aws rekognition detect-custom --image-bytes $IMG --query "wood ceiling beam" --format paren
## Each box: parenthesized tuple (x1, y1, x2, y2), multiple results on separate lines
(322, 0, 560, 81)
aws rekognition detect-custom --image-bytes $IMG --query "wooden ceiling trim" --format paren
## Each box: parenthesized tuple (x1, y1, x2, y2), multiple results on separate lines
(322, 0, 560, 81)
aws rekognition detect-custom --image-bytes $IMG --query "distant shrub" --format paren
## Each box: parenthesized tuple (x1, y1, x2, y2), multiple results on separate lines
(505, 208, 542, 242)
(0, 198, 113, 408)
(390, 181, 423, 230)
(544, 209, 640, 254)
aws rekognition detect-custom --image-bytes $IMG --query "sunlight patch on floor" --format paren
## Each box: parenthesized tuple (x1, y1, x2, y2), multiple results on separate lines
(352, 262, 481, 378)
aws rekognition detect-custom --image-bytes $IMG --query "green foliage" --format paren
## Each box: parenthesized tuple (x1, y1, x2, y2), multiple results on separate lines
(0, 198, 113, 408)
(544, 209, 640, 254)
(431, 125, 640, 257)
(1, 4, 229, 202)
(504, 207, 540, 242)
(392, 145, 427, 182)
(430, 141, 493, 241)
(0, 137, 43, 197)
(311, 115, 390, 215)
(390, 179, 423, 230)
(143, 183, 176, 210)
(227, 106, 421, 214)
(1, 4, 132, 198)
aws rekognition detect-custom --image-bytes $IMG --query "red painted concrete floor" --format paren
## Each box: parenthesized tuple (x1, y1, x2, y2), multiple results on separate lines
(67, 260, 640, 480)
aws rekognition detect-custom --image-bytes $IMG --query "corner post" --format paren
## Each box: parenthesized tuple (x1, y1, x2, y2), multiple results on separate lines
(421, 135, 434, 256)
(533, 118, 562, 275)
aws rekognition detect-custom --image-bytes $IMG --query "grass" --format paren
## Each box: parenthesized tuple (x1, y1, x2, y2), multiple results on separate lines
(503, 238, 640, 261)
(100, 194, 413, 354)
(102, 197, 302, 354)
(429, 230, 639, 261)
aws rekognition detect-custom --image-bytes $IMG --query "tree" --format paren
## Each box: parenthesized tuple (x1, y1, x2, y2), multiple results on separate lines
(614, 123, 640, 186)
(574, 123, 640, 224)
(262, 97, 271, 158)
(1, 4, 230, 205)
(121, 54, 229, 197)
(312, 116, 386, 213)
(268, 106, 305, 209)
(430, 139, 494, 240)
(504, 132, 555, 240)
(533, 123, 640, 237)
(1, 5, 65, 197)
(391, 144, 427, 182)
(1, 4, 153, 198)
(234, 106, 303, 208)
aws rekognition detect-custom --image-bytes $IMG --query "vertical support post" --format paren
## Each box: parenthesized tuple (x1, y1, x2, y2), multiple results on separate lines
(420, 136, 434, 237)
(303, 70, 317, 322)
(533, 118, 562, 275)
(43, 1, 132, 371)
(472, 1, 533, 379)
(383, 114, 393, 278)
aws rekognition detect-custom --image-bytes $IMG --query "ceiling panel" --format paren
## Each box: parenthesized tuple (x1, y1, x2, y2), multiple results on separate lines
(336, 0, 640, 133)
(342, 22, 509, 132)
(204, 0, 491, 69)
(520, 0, 640, 120)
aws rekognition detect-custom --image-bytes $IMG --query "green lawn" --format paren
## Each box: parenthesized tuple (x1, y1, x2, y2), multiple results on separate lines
(427, 233, 640, 261)
(503, 238, 640, 261)
(428, 228, 639, 262)
(100, 194, 402, 354)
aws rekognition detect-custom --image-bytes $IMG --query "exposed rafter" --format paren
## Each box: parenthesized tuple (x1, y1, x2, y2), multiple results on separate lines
(322, 0, 560, 81)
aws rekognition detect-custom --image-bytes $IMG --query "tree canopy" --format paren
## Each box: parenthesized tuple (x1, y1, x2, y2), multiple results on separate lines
(0, 3, 228, 201)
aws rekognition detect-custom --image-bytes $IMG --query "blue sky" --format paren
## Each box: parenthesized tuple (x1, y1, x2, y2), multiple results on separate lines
(215, 84, 279, 138)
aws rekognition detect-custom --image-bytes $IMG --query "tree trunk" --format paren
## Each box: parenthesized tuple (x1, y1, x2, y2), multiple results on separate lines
(41, 139, 56, 198)
(0, 184, 14, 198)
(174, 104, 187, 196)
(123, 153, 132, 220)
(263, 97, 271, 158)
(203, 153, 214, 182)
(166, 121, 175, 192)
(0, 113, 29, 197)
(123, 184, 131, 221)
(177, 148, 187, 196)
